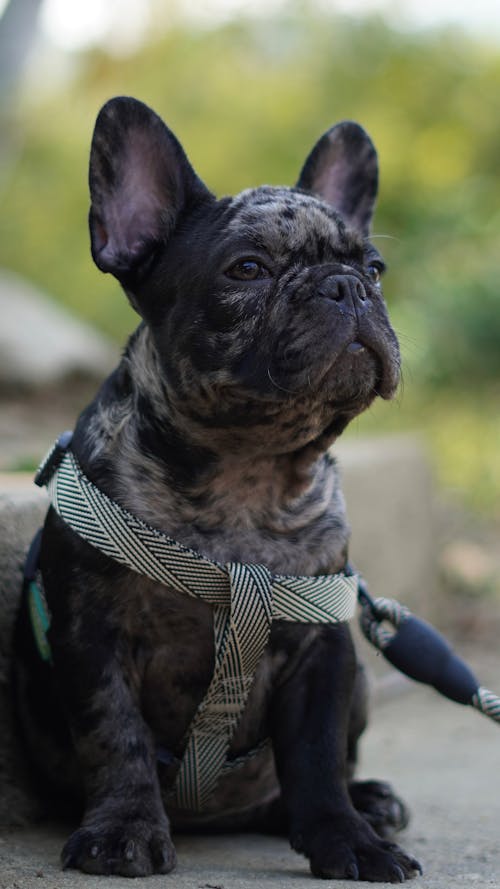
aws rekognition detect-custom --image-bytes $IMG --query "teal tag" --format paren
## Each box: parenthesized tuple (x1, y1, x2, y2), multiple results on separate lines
(28, 580, 52, 662)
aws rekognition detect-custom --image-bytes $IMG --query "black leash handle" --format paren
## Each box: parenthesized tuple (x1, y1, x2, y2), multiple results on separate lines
(354, 571, 500, 724)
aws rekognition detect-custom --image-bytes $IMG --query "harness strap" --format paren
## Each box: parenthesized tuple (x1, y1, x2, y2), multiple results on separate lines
(35, 435, 358, 810)
(43, 447, 357, 624)
(176, 563, 274, 810)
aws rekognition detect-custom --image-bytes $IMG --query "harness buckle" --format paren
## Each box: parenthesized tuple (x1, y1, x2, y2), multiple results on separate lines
(34, 430, 73, 488)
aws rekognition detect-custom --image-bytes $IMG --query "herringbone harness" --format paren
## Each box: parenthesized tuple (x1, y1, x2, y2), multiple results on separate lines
(33, 434, 358, 811)
(28, 434, 500, 814)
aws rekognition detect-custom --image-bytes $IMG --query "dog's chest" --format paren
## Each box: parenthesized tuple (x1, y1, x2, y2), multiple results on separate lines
(116, 573, 317, 768)
(109, 446, 349, 577)
(115, 577, 215, 752)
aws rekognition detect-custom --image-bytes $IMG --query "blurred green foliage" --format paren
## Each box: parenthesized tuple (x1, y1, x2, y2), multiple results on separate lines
(1, 4, 499, 515)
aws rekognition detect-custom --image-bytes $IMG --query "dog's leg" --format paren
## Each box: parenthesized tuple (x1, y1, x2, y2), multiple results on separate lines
(55, 643, 176, 877)
(270, 624, 420, 881)
(59, 678, 176, 876)
(40, 519, 176, 877)
(347, 662, 410, 837)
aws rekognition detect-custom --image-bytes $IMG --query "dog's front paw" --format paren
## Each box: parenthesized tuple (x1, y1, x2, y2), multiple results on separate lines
(62, 818, 177, 876)
(292, 813, 421, 882)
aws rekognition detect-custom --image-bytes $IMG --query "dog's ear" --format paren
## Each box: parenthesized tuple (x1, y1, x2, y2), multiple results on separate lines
(296, 122, 378, 235)
(89, 96, 212, 278)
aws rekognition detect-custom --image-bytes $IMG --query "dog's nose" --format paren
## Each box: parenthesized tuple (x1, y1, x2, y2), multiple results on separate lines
(317, 274, 367, 306)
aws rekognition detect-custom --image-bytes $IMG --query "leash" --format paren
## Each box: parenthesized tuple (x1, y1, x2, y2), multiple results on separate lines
(356, 575, 500, 724)
(27, 432, 500, 812)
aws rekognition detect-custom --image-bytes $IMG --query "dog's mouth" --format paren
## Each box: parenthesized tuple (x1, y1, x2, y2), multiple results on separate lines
(346, 341, 365, 353)
(317, 331, 400, 409)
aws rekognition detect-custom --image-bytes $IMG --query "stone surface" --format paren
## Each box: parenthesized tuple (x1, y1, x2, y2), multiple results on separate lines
(0, 270, 119, 389)
(0, 482, 48, 826)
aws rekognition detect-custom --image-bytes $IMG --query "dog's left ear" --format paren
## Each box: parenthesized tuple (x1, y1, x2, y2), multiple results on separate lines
(89, 96, 212, 279)
(296, 122, 378, 236)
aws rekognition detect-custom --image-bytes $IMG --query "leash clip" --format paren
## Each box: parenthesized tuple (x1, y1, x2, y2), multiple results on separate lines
(35, 430, 73, 488)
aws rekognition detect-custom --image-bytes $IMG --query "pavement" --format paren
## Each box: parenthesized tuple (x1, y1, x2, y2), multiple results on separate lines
(1, 648, 499, 889)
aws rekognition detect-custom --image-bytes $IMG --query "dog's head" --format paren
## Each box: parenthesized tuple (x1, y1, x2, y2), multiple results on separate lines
(89, 97, 399, 455)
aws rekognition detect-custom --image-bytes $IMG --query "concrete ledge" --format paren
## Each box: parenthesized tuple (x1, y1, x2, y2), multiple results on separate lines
(0, 436, 435, 827)
(337, 435, 435, 616)
(0, 480, 48, 826)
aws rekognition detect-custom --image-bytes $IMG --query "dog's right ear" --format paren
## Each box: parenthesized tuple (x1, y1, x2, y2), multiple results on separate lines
(89, 97, 212, 279)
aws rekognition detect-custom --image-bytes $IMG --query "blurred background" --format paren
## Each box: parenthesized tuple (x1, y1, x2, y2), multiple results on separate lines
(0, 0, 499, 622)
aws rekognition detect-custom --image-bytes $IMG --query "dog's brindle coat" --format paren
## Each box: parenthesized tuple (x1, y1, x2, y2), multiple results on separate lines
(14, 98, 420, 881)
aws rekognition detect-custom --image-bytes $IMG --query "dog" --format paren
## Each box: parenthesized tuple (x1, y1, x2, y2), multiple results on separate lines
(13, 96, 421, 882)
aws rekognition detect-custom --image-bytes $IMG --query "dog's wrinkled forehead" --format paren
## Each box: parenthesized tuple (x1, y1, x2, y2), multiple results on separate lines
(227, 185, 353, 258)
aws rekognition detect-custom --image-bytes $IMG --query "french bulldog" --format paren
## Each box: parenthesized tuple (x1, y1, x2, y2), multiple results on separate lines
(13, 96, 420, 882)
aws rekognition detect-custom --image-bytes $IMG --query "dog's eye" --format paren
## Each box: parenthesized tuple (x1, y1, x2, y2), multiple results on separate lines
(226, 260, 270, 281)
(366, 263, 383, 286)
